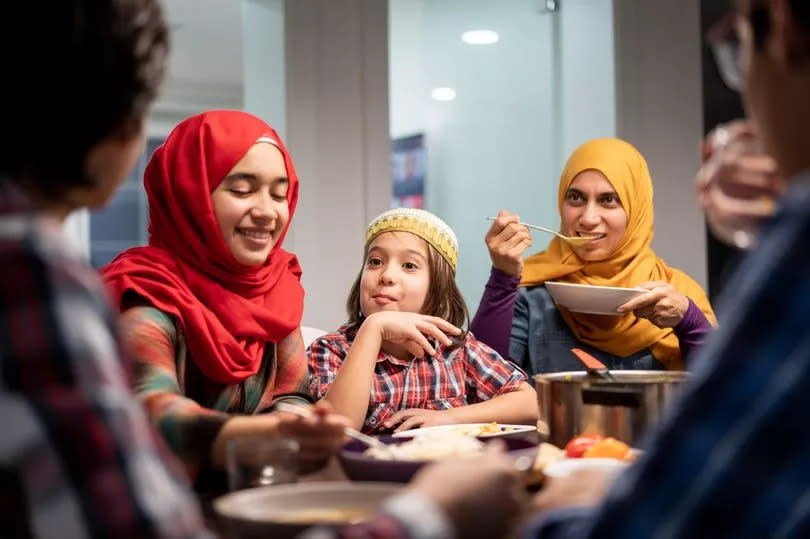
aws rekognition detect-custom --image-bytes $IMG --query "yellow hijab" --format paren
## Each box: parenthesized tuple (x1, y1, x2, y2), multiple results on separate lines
(520, 138, 715, 370)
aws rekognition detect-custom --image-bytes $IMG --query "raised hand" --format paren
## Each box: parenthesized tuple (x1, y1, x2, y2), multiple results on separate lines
(486, 209, 532, 277)
(364, 311, 462, 358)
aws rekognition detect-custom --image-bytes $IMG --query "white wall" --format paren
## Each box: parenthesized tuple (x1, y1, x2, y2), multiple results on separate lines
(242, 0, 286, 138)
(285, 0, 390, 331)
(613, 0, 706, 286)
(554, 0, 616, 171)
(389, 0, 427, 139)
(152, 0, 245, 133)
(63, 210, 90, 261)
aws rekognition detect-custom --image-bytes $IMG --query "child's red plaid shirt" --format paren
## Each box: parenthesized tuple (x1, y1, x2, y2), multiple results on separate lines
(308, 323, 528, 434)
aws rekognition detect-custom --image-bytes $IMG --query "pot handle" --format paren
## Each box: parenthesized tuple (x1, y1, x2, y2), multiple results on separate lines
(581, 385, 642, 408)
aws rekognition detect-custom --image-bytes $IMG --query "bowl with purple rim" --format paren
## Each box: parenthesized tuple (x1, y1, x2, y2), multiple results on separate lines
(339, 435, 538, 483)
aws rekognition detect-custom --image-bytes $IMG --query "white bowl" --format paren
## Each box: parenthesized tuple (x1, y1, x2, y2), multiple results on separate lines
(543, 457, 629, 479)
(214, 481, 402, 538)
(545, 281, 647, 315)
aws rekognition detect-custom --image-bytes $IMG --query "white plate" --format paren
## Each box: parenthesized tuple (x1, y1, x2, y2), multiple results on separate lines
(543, 457, 629, 479)
(391, 423, 537, 439)
(214, 481, 402, 532)
(545, 281, 647, 315)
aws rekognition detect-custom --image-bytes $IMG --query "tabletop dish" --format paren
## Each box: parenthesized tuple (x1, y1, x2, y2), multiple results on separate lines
(545, 281, 648, 315)
(391, 422, 537, 439)
(214, 481, 402, 539)
(339, 435, 538, 483)
(542, 457, 630, 479)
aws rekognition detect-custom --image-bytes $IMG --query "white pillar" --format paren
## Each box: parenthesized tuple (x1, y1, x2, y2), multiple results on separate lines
(613, 0, 706, 287)
(284, 0, 390, 330)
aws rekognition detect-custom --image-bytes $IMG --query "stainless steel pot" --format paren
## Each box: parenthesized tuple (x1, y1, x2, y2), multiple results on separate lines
(534, 370, 690, 448)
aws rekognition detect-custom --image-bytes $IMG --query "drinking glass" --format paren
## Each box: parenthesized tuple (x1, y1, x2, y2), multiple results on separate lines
(701, 122, 782, 250)
(225, 437, 299, 491)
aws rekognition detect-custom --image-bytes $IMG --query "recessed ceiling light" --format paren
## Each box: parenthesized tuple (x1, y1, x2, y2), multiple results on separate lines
(431, 87, 457, 101)
(461, 30, 499, 45)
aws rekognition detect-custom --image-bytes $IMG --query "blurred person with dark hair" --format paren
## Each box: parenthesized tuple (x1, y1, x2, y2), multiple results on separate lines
(0, 2, 209, 537)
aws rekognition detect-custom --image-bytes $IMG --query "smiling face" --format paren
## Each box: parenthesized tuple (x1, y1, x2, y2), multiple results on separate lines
(359, 231, 431, 317)
(561, 169, 628, 261)
(211, 142, 290, 266)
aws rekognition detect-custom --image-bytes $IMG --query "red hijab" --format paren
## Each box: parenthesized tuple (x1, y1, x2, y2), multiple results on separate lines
(102, 110, 304, 384)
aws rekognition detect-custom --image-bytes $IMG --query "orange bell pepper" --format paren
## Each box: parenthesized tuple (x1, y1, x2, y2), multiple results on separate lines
(582, 437, 631, 460)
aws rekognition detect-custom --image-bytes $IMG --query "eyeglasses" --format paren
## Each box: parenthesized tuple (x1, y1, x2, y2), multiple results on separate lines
(707, 13, 742, 92)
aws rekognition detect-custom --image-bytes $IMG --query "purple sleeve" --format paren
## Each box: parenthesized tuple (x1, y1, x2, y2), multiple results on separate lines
(674, 299, 714, 363)
(470, 266, 520, 360)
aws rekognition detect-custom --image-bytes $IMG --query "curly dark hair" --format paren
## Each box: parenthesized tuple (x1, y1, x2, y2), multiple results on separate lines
(0, 0, 169, 201)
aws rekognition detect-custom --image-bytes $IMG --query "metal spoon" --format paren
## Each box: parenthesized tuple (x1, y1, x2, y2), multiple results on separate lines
(486, 216, 604, 246)
(274, 402, 393, 455)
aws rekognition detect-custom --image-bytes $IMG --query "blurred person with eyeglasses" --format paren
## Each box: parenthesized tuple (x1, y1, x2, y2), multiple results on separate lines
(699, 11, 787, 250)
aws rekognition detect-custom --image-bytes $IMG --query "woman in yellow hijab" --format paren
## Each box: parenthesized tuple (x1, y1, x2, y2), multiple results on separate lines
(470, 138, 716, 373)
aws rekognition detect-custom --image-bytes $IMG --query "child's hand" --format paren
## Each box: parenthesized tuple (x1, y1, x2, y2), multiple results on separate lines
(273, 401, 349, 473)
(384, 408, 457, 432)
(364, 311, 461, 358)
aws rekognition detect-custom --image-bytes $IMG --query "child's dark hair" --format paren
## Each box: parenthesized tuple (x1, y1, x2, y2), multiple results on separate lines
(0, 1, 169, 201)
(345, 236, 469, 349)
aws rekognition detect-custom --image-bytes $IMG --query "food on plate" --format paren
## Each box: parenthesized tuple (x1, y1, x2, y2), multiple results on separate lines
(428, 422, 508, 436)
(472, 422, 501, 435)
(528, 442, 566, 483)
(564, 434, 604, 458)
(364, 431, 485, 461)
(564, 434, 632, 460)
(395, 422, 526, 438)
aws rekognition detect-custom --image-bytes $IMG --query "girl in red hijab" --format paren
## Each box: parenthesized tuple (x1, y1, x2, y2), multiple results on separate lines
(102, 110, 346, 491)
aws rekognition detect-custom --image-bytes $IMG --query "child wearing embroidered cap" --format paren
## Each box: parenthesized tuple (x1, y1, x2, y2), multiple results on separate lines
(308, 208, 538, 434)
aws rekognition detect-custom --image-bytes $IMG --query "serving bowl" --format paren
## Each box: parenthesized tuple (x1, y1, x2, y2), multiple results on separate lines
(338, 436, 538, 483)
(214, 481, 402, 539)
